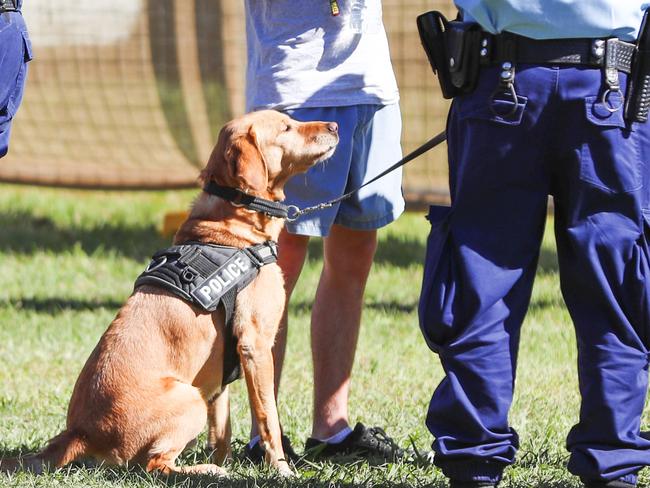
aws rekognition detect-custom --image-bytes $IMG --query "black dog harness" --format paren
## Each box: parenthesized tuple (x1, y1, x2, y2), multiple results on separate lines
(135, 240, 278, 386)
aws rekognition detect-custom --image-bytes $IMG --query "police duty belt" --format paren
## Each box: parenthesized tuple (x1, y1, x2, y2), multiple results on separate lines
(134, 240, 278, 387)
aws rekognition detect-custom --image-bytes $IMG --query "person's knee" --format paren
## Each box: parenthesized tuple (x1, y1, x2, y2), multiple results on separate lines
(324, 227, 377, 281)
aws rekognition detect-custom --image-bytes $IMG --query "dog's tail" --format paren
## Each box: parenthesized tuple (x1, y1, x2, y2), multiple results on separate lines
(0, 430, 88, 474)
(40, 430, 88, 467)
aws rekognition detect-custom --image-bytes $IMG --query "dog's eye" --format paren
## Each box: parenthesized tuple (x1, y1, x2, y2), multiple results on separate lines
(284, 124, 291, 132)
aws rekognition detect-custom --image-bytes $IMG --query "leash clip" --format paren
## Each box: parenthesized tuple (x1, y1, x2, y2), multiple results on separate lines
(286, 201, 335, 222)
(286, 205, 302, 222)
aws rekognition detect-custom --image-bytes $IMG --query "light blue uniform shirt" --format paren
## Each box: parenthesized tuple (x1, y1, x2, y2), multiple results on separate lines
(455, 1, 649, 41)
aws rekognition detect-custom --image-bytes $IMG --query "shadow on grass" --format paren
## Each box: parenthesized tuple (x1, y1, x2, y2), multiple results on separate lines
(0, 211, 170, 261)
(0, 446, 581, 488)
(80, 466, 446, 488)
(538, 247, 559, 276)
(3, 297, 123, 314)
(528, 297, 565, 313)
(291, 299, 416, 314)
(0, 448, 443, 488)
(307, 234, 426, 268)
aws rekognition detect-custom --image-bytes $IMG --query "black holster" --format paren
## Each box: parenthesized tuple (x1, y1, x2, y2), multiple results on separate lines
(417, 11, 482, 99)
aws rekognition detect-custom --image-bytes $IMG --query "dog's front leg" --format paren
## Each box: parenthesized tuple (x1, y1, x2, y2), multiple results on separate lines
(238, 335, 293, 476)
(207, 386, 232, 466)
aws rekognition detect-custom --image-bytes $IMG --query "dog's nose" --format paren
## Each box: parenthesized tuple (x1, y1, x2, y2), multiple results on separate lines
(327, 122, 338, 133)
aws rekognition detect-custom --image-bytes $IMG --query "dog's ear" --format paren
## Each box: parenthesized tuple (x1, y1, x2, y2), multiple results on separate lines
(201, 126, 269, 193)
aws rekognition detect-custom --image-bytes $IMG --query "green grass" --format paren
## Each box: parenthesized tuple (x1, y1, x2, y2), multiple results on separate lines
(0, 183, 648, 487)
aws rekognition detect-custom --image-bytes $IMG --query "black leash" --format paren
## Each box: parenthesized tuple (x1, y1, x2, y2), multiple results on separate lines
(286, 129, 447, 221)
(203, 129, 447, 221)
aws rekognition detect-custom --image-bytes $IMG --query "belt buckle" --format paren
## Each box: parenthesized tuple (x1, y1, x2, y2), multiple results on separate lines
(0, 0, 17, 12)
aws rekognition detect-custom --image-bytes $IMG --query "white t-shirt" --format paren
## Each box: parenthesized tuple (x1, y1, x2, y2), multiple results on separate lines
(245, 0, 400, 111)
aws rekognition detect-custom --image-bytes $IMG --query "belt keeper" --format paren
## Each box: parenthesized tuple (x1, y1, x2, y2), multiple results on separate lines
(489, 33, 518, 118)
(603, 38, 624, 112)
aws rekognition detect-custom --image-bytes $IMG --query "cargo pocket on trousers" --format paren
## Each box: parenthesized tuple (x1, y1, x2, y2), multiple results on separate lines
(418, 205, 456, 353)
(458, 94, 528, 126)
(579, 95, 641, 193)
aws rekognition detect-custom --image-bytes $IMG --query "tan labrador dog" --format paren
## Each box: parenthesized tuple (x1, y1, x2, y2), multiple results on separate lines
(0, 110, 338, 477)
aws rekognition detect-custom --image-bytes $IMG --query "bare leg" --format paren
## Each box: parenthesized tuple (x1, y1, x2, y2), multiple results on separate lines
(311, 225, 377, 439)
(250, 229, 309, 440)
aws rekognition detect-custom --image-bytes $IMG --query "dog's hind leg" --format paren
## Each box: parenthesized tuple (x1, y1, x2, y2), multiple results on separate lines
(238, 337, 293, 476)
(144, 378, 227, 477)
(206, 386, 232, 466)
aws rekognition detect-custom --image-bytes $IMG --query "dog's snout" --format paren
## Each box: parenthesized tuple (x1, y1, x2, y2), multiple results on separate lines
(327, 122, 338, 134)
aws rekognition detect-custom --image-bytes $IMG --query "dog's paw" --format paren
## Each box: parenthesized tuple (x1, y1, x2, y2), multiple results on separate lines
(180, 463, 228, 477)
(207, 465, 228, 477)
(277, 460, 295, 478)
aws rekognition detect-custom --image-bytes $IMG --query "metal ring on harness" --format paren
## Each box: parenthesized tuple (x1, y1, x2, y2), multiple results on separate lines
(145, 255, 167, 272)
(286, 205, 301, 222)
(601, 88, 624, 113)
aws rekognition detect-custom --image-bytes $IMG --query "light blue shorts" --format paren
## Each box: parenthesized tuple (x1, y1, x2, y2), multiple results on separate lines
(283, 103, 405, 237)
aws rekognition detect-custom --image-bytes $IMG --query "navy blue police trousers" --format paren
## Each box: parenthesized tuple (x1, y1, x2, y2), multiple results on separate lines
(419, 65, 650, 485)
(0, 4, 31, 158)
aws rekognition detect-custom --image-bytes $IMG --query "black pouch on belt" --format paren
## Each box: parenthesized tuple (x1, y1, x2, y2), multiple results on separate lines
(417, 10, 483, 99)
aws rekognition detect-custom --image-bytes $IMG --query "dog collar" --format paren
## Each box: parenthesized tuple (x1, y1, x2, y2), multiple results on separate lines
(203, 181, 291, 219)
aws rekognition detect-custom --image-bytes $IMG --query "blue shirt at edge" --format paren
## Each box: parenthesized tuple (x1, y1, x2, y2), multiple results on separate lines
(455, 1, 650, 41)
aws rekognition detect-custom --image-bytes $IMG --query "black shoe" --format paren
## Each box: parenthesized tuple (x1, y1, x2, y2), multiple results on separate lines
(243, 434, 300, 465)
(304, 422, 404, 461)
(449, 481, 497, 488)
(584, 481, 635, 488)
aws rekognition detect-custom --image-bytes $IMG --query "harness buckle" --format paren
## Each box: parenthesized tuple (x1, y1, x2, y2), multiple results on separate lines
(180, 267, 198, 283)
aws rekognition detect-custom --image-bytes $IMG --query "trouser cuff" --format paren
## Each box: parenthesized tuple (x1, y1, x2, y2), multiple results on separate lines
(581, 472, 637, 487)
(434, 455, 506, 483)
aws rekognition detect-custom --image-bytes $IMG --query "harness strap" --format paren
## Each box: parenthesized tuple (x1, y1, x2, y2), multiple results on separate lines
(221, 288, 241, 386)
(244, 241, 279, 266)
